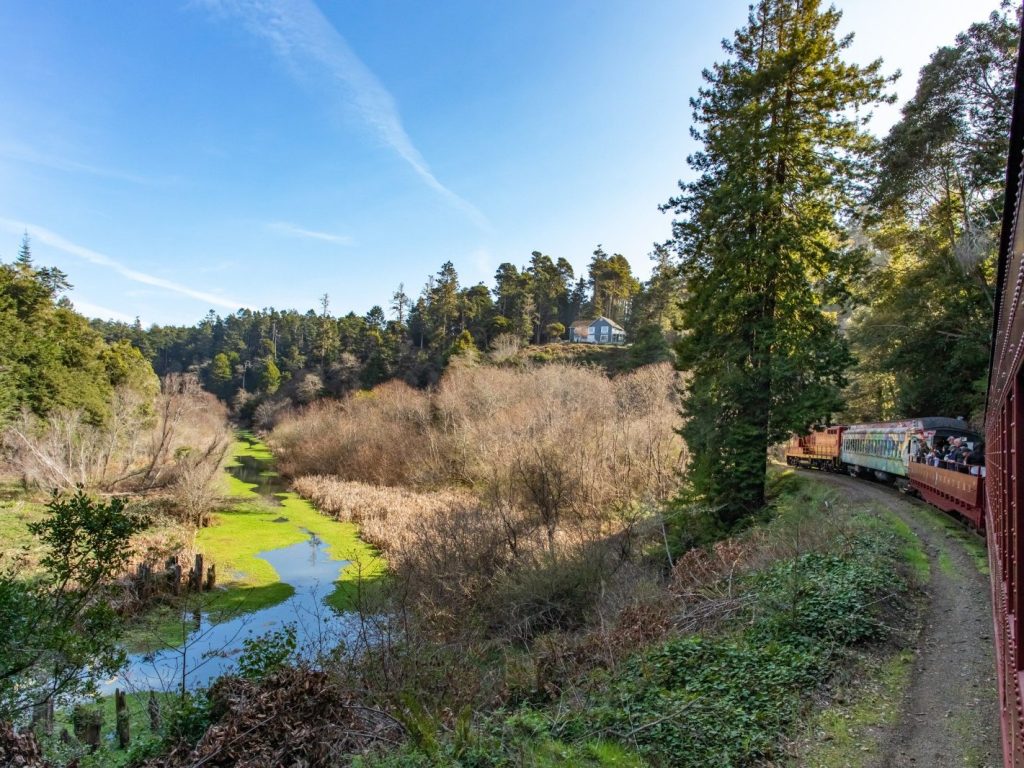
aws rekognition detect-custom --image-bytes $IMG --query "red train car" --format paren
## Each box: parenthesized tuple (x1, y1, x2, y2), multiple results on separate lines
(985, 8, 1024, 765)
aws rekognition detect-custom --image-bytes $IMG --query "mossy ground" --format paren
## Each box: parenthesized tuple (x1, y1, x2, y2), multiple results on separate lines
(789, 649, 914, 768)
(0, 481, 49, 567)
(127, 436, 385, 650)
(205, 439, 384, 605)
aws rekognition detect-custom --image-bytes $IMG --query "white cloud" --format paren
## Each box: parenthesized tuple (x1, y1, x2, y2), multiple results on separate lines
(201, 0, 489, 229)
(71, 299, 135, 323)
(268, 220, 352, 245)
(0, 141, 160, 185)
(0, 218, 248, 310)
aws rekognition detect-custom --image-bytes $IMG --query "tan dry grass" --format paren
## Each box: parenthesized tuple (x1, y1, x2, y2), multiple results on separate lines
(276, 363, 685, 635)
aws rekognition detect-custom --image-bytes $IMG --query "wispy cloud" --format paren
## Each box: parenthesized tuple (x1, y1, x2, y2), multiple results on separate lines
(201, 0, 489, 229)
(71, 299, 135, 323)
(0, 218, 248, 310)
(268, 220, 352, 245)
(0, 141, 160, 185)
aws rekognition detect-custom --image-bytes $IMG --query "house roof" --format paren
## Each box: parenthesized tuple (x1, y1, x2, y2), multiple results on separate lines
(593, 316, 625, 331)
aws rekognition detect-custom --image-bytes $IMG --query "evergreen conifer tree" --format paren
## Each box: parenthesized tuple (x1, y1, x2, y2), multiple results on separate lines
(664, 0, 892, 524)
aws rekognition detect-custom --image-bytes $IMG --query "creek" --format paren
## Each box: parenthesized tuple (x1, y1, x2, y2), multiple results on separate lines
(107, 438, 370, 693)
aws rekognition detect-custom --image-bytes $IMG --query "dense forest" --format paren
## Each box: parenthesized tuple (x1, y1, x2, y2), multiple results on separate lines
(82, 245, 681, 421)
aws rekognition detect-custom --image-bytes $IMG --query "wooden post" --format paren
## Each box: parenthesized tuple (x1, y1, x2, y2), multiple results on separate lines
(31, 698, 53, 735)
(170, 563, 182, 595)
(148, 691, 161, 732)
(191, 554, 204, 592)
(137, 562, 152, 599)
(115, 688, 130, 748)
(166, 556, 182, 594)
(205, 563, 216, 591)
(72, 705, 102, 752)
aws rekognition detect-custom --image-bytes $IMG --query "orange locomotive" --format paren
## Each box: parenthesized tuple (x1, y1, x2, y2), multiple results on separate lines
(783, 427, 842, 471)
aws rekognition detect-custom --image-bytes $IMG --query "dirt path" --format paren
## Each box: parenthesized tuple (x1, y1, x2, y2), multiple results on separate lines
(802, 471, 1001, 768)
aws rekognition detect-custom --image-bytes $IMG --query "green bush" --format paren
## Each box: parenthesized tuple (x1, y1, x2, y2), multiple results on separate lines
(564, 532, 901, 766)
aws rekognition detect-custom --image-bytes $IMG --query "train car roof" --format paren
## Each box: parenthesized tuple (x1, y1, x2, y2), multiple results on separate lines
(843, 417, 981, 435)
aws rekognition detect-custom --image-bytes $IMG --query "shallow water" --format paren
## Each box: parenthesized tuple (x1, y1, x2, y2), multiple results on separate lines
(108, 440, 366, 693)
(230, 448, 288, 504)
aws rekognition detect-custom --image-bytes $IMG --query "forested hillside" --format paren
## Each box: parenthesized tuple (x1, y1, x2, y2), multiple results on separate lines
(88, 247, 679, 415)
(0, 238, 157, 425)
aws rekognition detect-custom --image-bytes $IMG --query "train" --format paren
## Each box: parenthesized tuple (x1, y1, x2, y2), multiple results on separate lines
(987, 4, 1024, 764)
(783, 417, 986, 528)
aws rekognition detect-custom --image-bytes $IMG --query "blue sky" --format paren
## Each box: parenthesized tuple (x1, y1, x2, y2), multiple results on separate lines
(0, 0, 994, 326)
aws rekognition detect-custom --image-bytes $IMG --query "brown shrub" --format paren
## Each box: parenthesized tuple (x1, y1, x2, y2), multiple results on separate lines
(142, 667, 402, 768)
(273, 381, 431, 485)
(276, 363, 684, 639)
(2, 373, 230, 497)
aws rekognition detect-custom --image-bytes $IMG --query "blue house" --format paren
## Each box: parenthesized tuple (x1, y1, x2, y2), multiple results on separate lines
(568, 316, 627, 344)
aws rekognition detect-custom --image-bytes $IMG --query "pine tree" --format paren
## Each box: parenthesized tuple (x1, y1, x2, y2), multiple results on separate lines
(664, 0, 891, 524)
(844, 5, 1017, 421)
(258, 356, 281, 395)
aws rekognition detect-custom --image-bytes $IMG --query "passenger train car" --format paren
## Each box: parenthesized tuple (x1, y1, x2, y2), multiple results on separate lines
(986, 6, 1024, 763)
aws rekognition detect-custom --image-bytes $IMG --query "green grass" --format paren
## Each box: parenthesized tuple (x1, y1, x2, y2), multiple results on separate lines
(195, 439, 385, 612)
(873, 509, 930, 584)
(523, 739, 648, 767)
(227, 432, 273, 462)
(913, 503, 989, 575)
(0, 484, 48, 564)
(791, 649, 914, 768)
(938, 550, 957, 577)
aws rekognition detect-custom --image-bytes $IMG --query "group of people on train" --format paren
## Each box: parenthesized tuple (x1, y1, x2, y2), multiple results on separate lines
(912, 437, 986, 476)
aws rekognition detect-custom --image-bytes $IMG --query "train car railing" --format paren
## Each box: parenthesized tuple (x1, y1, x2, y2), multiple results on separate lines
(908, 461, 986, 528)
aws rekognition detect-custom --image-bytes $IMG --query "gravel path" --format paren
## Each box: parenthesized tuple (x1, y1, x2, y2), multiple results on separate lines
(803, 471, 1001, 768)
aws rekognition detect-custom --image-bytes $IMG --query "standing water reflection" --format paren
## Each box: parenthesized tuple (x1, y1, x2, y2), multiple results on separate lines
(109, 438, 368, 693)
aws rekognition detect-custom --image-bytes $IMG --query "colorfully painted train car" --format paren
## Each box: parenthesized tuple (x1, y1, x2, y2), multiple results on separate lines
(841, 418, 981, 482)
(984, 8, 1024, 765)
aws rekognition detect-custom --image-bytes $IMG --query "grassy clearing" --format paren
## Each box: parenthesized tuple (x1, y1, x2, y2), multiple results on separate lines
(790, 649, 914, 767)
(912, 502, 989, 575)
(0, 482, 48, 565)
(197, 439, 385, 612)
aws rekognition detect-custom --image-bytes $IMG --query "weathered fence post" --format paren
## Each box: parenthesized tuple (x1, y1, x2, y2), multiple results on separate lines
(190, 554, 204, 592)
(72, 705, 102, 752)
(205, 563, 216, 591)
(148, 691, 161, 732)
(137, 562, 152, 600)
(115, 688, 130, 748)
(166, 556, 182, 594)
